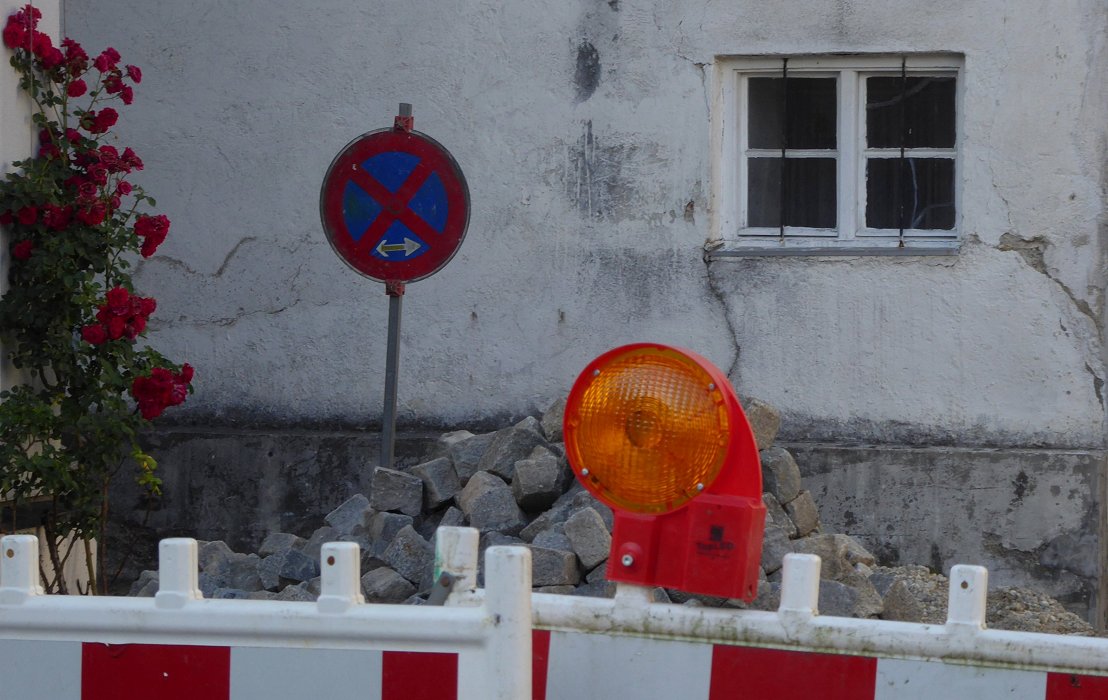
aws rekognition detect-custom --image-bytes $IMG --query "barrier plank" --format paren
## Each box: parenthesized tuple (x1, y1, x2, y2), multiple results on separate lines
(81, 643, 230, 700)
(710, 645, 876, 699)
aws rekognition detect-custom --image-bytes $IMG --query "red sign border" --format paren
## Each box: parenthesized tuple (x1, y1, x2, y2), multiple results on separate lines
(320, 128, 470, 283)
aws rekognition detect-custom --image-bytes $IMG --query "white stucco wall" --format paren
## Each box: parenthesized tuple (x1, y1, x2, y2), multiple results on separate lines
(59, 0, 1107, 447)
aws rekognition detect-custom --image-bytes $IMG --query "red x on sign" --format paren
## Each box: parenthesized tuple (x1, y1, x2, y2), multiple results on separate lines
(320, 128, 469, 283)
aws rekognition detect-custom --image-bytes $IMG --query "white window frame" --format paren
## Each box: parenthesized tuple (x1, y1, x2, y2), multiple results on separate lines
(710, 54, 964, 256)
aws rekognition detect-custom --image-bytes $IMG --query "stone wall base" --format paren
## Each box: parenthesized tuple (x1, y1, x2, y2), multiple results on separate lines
(788, 442, 1105, 623)
(109, 428, 1105, 624)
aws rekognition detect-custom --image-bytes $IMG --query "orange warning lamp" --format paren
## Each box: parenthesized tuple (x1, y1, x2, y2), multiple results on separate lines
(564, 343, 766, 601)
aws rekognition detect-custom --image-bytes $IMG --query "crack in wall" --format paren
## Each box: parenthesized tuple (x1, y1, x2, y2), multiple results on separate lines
(997, 232, 1101, 332)
(704, 260, 741, 384)
(997, 232, 1105, 409)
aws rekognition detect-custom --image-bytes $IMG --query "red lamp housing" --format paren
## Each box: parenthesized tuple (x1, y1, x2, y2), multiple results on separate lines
(563, 343, 765, 601)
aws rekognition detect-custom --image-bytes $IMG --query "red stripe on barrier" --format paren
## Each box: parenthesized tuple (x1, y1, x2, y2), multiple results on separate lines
(1047, 672, 1108, 698)
(709, 645, 876, 700)
(81, 643, 230, 700)
(382, 651, 458, 700)
(532, 629, 551, 700)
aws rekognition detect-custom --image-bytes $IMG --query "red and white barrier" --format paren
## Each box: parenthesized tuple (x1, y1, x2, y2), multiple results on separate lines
(0, 529, 531, 700)
(2, 528, 1108, 699)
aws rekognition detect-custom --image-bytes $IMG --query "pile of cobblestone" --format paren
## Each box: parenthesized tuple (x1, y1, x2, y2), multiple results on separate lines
(128, 397, 1096, 636)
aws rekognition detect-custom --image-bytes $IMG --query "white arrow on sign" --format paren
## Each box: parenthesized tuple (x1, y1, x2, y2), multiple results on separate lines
(376, 237, 421, 258)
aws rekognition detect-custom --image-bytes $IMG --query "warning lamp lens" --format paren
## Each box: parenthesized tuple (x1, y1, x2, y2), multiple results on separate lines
(564, 345, 731, 514)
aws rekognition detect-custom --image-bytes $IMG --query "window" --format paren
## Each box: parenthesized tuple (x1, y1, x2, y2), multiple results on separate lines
(711, 55, 963, 255)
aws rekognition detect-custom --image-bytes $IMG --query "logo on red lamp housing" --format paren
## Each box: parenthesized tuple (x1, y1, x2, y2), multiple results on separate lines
(563, 343, 766, 601)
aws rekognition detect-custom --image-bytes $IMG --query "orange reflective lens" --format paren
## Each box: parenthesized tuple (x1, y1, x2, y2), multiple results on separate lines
(564, 346, 730, 514)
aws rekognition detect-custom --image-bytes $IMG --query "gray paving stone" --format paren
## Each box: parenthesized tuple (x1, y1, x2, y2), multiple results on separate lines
(476, 417, 548, 481)
(258, 532, 306, 557)
(410, 457, 461, 510)
(784, 490, 820, 538)
(362, 567, 416, 603)
(761, 447, 802, 505)
(741, 396, 781, 450)
(564, 507, 611, 570)
(511, 446, 567, 511)
(382, 525, 434, 586)
(449, 431, 497, 485)
(457, 471, 527, 535)
(370, 467, 424, 516)
(324, 494, 373, 536)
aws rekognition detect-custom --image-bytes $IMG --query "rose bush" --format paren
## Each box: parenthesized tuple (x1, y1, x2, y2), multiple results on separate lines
(0, 5, 193, 593)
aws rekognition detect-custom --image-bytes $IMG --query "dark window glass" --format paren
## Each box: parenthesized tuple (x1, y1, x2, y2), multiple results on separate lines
(866, 77, 956, 148)
(748, 157, 837, 228)
(866, 158, 955, 230)
(748, 77, 837, 150)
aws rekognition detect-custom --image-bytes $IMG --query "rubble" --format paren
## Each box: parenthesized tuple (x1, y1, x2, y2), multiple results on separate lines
(124, 395, 1097, 636)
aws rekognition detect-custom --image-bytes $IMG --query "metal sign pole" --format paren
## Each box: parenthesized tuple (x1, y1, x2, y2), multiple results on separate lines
(378, 103, 414, 471)
(381, 280, 404, 469)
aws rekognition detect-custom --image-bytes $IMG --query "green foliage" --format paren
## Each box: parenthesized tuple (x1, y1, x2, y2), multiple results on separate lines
(0, 6, 192, 592)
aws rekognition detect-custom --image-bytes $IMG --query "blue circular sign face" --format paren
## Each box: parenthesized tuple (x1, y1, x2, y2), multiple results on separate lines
(320, 128, 470, 283)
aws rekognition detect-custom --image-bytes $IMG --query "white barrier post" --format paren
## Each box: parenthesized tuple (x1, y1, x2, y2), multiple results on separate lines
(459, 545, 531, 700)
(778, 553, 821, 621)
(435, 526, 480, 602)
(0, 534, 42, 604)
(155, 538, 202, 609)
(317, 541, 365, 613)
(946, 564, 988, 629)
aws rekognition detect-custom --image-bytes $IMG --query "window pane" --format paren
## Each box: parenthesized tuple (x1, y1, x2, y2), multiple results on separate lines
(866, 158, 955, 230)
(866, 76, 956, 148)
(748, 157, 837, 228)
(748, 77, 837, 149)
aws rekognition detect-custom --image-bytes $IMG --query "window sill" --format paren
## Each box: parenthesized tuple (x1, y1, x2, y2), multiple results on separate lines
(705, 238, 960, 259)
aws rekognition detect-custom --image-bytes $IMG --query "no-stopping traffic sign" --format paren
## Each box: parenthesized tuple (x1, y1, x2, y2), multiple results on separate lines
(320, 127, 470, 283)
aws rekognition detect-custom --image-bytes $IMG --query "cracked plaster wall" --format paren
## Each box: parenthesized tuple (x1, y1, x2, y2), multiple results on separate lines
(58, 0, 1108, 609)
(57, 0, 1107, 445)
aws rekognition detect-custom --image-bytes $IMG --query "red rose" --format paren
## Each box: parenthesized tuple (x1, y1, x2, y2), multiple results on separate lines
(119, 85, 133, 105)
(76, 179, 98, 201)
(11, 240, 33, 260)
(105, 286, 130, 311)
(87, 164, 108, 185)
(30, 30, 50, 56)
(42, 204, 72, 231)
(75, 202, 107, 226)
(127, 316, 146, 338)
(125, 64, 142, 83)
(139, 297, 157, 316)
(67, 79, 87, 97)
(3, 17, 27, 50)
(65, 128, 82, 144)
(98, 145, 120, 168)
(40, 45, 64, 69)
(106, 316, 126, 340)
(81, 324, 107, 345)
(121, 147, 143, 170)
(179, 363, 194, 384)
(62, 38, 87, 73)
(103, 73, 122, 94)
(134, 214, 170, 257)
(116, 181, 132, 196)
(38, 141, 59, 159)
(85, 107, 119, 134)
(16, 205, 37, 225)
(134, 213, 170, 239)
(93, 47, 120, 72)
